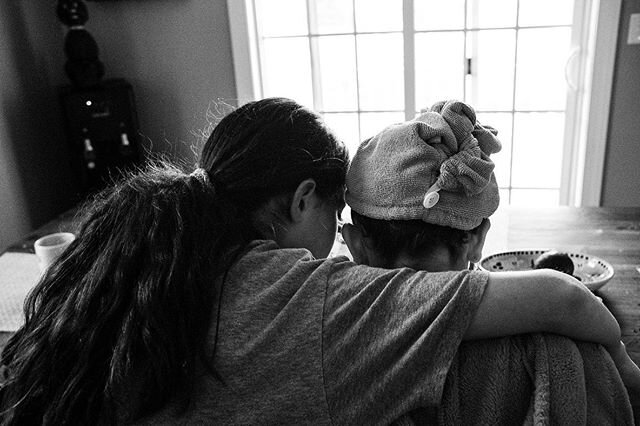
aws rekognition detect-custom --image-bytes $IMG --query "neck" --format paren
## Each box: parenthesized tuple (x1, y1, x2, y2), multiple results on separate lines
(391, 246, 468, 272)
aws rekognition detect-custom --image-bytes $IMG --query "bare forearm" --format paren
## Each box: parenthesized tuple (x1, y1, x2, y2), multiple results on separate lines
(465, 269, 620, 345)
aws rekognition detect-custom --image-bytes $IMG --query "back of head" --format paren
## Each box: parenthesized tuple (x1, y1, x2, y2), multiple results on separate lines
(200, 97, 349, 222)
(345, 100, 501, 268)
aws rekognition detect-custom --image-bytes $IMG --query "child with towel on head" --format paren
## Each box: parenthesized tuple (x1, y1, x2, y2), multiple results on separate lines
(344, 100, 498, 273)
(342, 100, 640, 424)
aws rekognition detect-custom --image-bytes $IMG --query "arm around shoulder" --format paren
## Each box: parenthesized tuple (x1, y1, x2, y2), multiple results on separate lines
(464, 269, 621, 347)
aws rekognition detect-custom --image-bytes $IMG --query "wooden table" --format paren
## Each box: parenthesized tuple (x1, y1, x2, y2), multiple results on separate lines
(2, 206, 640, 365)
(483, 206, 640, 365)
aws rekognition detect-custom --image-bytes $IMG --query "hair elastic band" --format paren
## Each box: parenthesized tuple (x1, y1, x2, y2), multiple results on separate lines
(190, 167, 205, 175)
(190, 168, 210, 183)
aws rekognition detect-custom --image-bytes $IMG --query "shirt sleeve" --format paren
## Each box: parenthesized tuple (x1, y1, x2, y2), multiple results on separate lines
(322, 259, 488, 425)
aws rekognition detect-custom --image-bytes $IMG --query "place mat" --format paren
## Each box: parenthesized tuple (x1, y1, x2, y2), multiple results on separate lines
(0, 252, 41, 332)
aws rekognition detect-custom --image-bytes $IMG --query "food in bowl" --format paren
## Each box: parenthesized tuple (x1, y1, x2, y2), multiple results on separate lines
(533, 250, 575, 277)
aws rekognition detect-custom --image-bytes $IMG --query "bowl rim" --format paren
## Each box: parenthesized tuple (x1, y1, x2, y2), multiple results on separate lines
(478, 248, 615, 291)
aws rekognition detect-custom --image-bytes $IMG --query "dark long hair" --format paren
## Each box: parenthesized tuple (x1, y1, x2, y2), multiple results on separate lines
(0, 98, 348, 425)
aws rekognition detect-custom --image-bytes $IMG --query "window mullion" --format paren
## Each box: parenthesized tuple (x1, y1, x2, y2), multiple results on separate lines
(463, 0, 468, 102)
(251, 0, 265, 99)
(506, 0, 521, 204)
(306, 0, 323, 111)
(403, 0, 415, 120)
(560, 0, 592, 206)
(352, 0, 362, 142)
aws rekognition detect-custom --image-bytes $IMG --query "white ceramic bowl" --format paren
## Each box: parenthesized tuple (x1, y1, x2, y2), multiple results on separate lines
(478, 249, 615, 291)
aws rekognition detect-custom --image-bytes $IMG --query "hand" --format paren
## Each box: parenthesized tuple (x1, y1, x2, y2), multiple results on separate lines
(607, 341, 640, 405)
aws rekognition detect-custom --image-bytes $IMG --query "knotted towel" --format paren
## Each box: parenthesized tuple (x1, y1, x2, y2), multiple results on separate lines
(346, 100, 501, 230)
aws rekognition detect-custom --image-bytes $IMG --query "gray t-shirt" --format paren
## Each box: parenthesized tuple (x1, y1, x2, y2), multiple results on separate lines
(138, 240, 488, 425)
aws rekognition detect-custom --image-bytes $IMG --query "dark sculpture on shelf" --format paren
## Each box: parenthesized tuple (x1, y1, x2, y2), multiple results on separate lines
(56, 0, 105, 87)
(55, 0, 142, 198)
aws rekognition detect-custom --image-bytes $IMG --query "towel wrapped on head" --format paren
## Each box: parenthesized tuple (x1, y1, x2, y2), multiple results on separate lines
(346, 100, 501, 231)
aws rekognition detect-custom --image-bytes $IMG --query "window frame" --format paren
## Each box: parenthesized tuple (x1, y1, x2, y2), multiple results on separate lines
(227, 0, 621, 206)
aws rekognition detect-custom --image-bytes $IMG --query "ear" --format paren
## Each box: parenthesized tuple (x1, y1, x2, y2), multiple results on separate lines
(289, 179, 318, 223)
(467, 219, 491, 263)
(341, 223, 370, 265)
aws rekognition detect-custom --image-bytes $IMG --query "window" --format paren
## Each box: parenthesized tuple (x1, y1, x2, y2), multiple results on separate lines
(228, 0, 621, 206)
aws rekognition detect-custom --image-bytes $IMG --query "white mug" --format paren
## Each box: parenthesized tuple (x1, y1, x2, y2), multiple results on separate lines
(34, 232, 76, 271)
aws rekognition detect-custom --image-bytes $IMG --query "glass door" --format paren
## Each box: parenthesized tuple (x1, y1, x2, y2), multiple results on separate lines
(246, 0, 587, 207)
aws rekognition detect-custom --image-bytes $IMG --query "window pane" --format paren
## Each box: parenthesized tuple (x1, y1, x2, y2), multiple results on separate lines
(360, 112, 405, 141)
(355, 0, 402, 32)
(519, 0, 574, 27)
(415, 0, 465, 31)
(342, 205, 353, 224)
(357, 34, 404, 111)
(515, 28, 571, 111)
(476, 112, 512, 189)
(322, 112, 360, 156)
(255, 0, 308, 37)
(467, 0, 517, 29)
(262, 38, 313, 108)
(415, 32, 464, 110)
(499, 188, 510, 207)
(511, 112, 564, 188)
(466, 29, 515, 110)
(317, 35, 358, 111)
(310, 0, 354, 34)
(510, 189, 560, 206)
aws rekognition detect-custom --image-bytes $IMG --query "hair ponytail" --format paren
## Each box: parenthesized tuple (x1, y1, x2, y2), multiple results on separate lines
(0, 163, 257, 424)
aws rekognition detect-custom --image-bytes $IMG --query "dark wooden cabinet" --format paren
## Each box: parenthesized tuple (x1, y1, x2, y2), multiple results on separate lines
(60, 78, 142, 197)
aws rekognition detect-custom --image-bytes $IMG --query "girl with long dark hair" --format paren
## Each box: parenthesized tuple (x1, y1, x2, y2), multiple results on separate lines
(0, 98, 635, 425)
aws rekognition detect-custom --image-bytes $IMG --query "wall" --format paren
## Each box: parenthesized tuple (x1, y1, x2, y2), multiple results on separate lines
(0, 1, 76, 252)
(0, 0, 236, 251)
(602, 0, 640, 207)
(87, 0, 236, 163)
